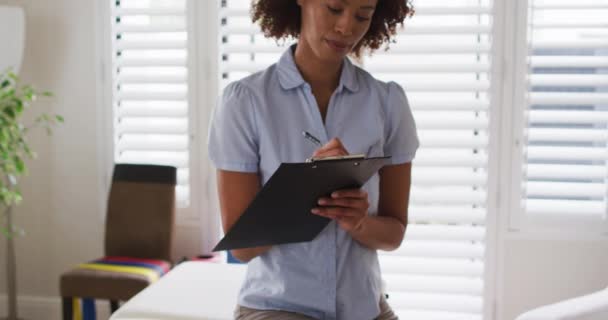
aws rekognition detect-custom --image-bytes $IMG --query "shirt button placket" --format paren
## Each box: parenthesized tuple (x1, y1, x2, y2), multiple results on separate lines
(303, 84, 329, 143)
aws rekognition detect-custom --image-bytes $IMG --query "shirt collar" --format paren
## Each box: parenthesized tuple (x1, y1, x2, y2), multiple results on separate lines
(277, 44, 360, 93)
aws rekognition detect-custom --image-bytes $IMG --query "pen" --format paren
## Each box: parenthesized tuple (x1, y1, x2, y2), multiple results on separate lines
(302, 131, 323, 147)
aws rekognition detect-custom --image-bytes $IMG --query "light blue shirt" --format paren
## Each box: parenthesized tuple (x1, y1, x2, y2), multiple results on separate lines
(207, 45, 419, 320)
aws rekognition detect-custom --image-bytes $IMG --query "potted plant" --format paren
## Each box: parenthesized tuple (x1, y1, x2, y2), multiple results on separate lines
(1, 70, 63, 320)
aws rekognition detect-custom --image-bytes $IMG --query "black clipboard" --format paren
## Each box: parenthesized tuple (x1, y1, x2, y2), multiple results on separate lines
(212, 155, 392, 251)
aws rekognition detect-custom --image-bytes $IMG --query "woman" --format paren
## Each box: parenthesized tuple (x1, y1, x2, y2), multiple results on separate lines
(208, 0, 419, 319)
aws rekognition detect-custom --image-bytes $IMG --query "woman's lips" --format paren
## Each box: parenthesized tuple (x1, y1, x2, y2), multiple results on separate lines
(325, 39, 351, 53)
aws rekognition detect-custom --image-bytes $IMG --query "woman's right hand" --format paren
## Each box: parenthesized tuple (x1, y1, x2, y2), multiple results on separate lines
(311, 137, 349, 159)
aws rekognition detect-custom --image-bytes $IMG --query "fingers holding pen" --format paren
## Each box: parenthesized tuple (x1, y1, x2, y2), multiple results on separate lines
(312, 138, 349, 158)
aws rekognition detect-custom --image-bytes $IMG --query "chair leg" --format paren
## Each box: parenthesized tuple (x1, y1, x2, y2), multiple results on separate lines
(62, 297, 73, 320)
(110, 300, 120, 313)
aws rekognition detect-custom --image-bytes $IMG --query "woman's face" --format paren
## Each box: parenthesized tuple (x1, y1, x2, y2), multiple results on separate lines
(297, 0, 377, 62)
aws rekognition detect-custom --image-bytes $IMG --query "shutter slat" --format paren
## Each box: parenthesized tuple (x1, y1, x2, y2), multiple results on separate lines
(526, 181, 605, 198)
(118, 104, 187, 117)
(526, 164, 605, 180)
(383, 274, 483, 295)
(394, 309, 481, 320)
(116, 39, 187, 50)
(527, 128, 608, 143)
(530, 56, 608, 68)
(117, 118, 188, 135)
(414, 150, 488, 167)
(409, 98, 489, 111)
(117, 134, 188, 152)
(532, 3, 608, 10)
(115, 24, 185, 33)
(379, 256, 484, 277)
(391, 80, 489, 92)
(419, 132, 488, 148)
(413, 168, 486, 186)
(117, 74, 187, 84)
(416, 113, 488, 130)
(113, 8, 185, 16)
(529, 74, 608, 87)
(405, 225, 485, 241)
(529, 93, 608, 106)
(525, 199, 605, 216)
(411, 188, 486, 205)
(526, 146, 608, 161)
(386, 241, 485, 259)
(117, 91, 187, 101)
(533, 22, 608, 29)
(388, 292, 483, 313)
(116, 57, 186, 67)
(409, 206, 486, 224)
(528, 110, 608, 123)
(532, 40, 608, 49)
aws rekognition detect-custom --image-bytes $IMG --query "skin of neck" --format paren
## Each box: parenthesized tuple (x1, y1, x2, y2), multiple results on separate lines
(293, 38, 343, 92)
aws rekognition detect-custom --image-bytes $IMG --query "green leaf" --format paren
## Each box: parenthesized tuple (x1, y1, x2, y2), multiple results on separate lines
(14, 157, 25, 174)
(13, 191, 22, 204)
(1, 227, 10, 239)
(4, 107, 15, 119)
(55, 115, 64, 123)
(14, 100, 23, 114)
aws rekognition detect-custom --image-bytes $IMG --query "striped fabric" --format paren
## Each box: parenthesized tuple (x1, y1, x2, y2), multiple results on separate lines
(72, 297, 95, 320)
(71, 256, 171, 320)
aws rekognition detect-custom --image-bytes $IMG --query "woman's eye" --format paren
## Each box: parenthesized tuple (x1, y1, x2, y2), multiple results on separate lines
(356, 15, 370, 22)
(327, 5, 342, 14)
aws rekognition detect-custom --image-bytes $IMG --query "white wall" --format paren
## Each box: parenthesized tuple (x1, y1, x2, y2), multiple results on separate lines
(0, 0, 606, 319)
(499, 236, 608, 320)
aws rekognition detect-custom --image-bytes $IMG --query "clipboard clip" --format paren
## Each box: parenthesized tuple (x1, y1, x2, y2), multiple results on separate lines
(305, 153, 366, 163)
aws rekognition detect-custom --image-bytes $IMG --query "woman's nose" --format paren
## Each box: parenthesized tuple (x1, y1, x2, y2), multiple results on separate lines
(334, 14, 355, 36)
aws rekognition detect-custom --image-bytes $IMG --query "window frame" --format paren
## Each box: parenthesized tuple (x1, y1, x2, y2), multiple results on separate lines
(94, 0, 218, 235)
(506, 0, 608, 237)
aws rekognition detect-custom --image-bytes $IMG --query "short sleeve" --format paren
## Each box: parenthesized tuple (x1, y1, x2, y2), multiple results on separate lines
(383, 82, 420, 165)
(207, 82, 259, 172)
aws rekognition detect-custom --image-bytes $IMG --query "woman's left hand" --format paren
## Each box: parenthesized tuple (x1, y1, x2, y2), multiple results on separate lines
(312, 188, 369, 233)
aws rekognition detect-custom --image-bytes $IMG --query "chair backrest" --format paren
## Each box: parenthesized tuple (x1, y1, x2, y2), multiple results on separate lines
(104, 164, 177, 262)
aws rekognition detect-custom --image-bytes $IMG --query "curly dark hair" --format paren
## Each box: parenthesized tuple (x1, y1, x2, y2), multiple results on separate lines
(251, 0, 414, 57)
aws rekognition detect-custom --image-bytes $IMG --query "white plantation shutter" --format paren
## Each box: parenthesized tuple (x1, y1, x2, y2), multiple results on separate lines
(518, 0, 608, 224)
(366, 1, 492, 319)
(111, 0, 191, 208)
(220, 1, 492, 319)
(219, 1, 294, 89)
